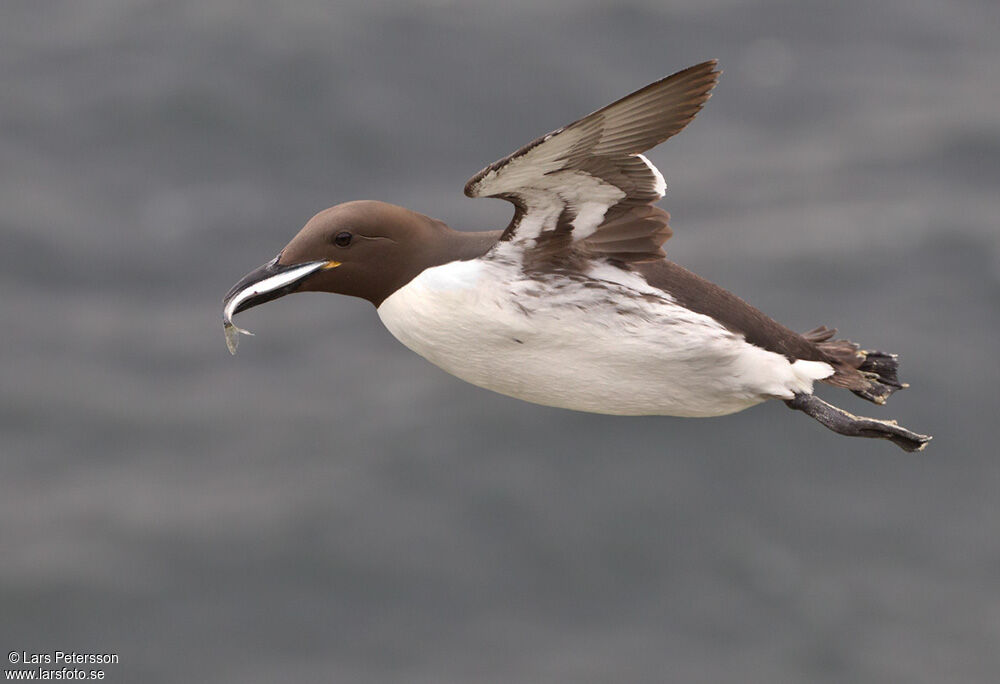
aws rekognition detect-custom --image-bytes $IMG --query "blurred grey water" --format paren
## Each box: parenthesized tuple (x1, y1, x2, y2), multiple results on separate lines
(2, 1, 999, 682)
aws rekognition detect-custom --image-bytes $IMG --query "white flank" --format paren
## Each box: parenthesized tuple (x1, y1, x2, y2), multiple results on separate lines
(378, 259, 834, 417)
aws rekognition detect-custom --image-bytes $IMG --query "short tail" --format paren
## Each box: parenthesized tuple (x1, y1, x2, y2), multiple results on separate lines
(802, 326, 909, 405)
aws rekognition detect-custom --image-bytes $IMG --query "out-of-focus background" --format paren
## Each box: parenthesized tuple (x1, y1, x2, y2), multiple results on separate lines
(3, 1, 999, 682)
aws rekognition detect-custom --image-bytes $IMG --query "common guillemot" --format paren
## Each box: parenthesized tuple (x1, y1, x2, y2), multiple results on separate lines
(223, 61, 931, 451)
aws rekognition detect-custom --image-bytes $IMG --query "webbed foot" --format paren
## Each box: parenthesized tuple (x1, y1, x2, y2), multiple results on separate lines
(785, 393, 931, 452)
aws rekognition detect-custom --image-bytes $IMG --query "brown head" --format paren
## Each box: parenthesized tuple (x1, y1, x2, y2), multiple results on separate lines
(222, 200, 497, 353)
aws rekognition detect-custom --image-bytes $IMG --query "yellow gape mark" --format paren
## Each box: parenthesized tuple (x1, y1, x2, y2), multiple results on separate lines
(322, 261, 342, 270)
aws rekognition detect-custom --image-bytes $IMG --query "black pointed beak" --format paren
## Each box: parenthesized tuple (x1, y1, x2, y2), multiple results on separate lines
(222, 255, 335, 354)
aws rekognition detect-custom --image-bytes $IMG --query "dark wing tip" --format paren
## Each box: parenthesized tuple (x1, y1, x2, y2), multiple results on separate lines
(585, 59, 722, 156)
(672, 59, 721, 80)
(464, 61, 722, 199)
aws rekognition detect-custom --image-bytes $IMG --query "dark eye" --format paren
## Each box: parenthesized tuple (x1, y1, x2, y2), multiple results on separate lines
(333, 231, 353, 247)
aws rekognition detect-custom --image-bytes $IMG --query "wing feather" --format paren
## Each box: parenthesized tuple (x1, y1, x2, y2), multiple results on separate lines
(464, 60, 720, 264)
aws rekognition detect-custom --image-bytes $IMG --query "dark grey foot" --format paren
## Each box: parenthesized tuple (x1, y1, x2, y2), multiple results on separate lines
(785, 393, 932, 452)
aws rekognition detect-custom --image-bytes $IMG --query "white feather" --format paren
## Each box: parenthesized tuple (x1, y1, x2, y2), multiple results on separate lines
(636, 153, 667, 198)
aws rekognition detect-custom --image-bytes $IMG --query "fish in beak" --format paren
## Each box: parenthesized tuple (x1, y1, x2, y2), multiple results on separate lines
(222, 255, 338, 354)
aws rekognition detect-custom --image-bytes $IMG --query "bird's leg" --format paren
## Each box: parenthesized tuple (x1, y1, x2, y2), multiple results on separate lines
(784, 393, 931, 452)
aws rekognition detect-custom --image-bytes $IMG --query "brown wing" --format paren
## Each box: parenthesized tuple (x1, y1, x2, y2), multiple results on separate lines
(633, 258, 832, 362)
(464, 60, 720, 264)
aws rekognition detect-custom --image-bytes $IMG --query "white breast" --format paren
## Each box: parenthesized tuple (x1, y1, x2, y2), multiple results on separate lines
(376, 259, 832, 417)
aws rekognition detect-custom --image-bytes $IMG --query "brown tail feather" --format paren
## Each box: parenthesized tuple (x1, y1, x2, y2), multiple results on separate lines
(803, 326, 909, 405)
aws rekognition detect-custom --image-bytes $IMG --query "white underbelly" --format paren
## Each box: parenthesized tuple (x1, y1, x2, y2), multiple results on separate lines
(376, 260, 832, 417)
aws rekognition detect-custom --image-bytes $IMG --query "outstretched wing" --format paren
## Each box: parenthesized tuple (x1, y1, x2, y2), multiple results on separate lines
(464, 60, 720, 264)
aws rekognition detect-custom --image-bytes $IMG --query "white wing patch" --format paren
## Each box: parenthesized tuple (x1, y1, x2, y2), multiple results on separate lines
(573, 200, 614, 240)
(637, 154, 667, 198)
(467, 127, 589, 198)
(492, 170, 625, 248)
(468, 127, 625, 247)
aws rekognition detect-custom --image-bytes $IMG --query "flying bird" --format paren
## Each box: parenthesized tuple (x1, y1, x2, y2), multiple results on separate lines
(223, 61, 931, 451)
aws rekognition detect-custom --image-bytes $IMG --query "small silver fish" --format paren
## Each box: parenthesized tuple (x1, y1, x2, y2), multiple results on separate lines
(223, 258, 329, 355)
(223, 319, 253, 355)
